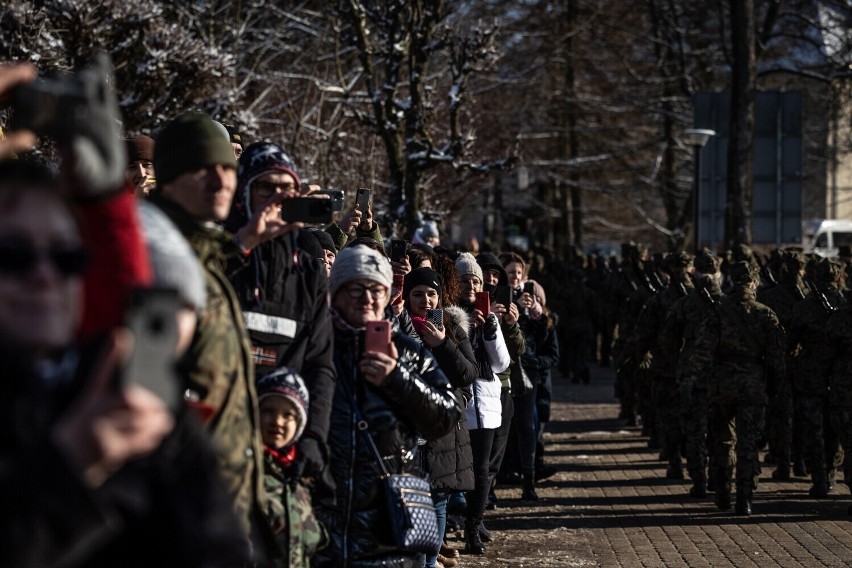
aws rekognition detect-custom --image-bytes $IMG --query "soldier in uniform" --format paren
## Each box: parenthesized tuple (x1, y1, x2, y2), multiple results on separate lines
(788, 257, 848, 497)
(662, 249, 723, 497)
(632, 251, 694, 479)
(825, 290, 852, 514)
(681, 261, 785, 516)
(756, 251, 807, 480)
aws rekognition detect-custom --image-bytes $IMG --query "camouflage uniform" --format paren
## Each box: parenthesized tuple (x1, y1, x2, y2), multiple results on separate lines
(826, 305, 852, 502)
(681, 261, 785, 515)
(788, 258, 847, 497)
(154, 196, 275, 560)
(662, 249, 722, 495)
(632, 252, 693, 478)
(756, 251, 807, 479)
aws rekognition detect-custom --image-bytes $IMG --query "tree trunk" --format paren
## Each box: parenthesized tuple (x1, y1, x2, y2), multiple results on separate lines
(725, 0, 756, 248)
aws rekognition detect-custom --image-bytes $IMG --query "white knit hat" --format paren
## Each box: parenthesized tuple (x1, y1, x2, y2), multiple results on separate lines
(329, 245, 394, 301)
(455, 252, 484, 283)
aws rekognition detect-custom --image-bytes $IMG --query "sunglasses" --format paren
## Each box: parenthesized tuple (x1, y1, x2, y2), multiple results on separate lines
(0, 242, 88, 279)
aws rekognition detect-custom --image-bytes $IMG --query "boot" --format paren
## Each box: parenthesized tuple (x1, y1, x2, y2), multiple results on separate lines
(521, 470, 540, 502)
(793, 458, 807, 477)
(771, 465, 791, 481)
(464, 520, 485, 555)
(809, 473, 830, 498)
(478, 521, 492, 543)
(689, 472, 707, 498)
(666, 454, 684, 480)
(735, 487, 752, 516)
(714, 470, 731, 510)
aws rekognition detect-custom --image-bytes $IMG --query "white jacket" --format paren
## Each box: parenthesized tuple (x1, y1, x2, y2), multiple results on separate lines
(464, 312, 511, 430)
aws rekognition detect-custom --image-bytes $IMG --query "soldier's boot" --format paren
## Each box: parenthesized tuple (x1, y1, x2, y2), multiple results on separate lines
(666, 454, 684, 480)
(809, 472, 830, 498)
(771, 464, 791, 481)
(793, 458, 807, 477)
(689, 471, 707, 498)
(735, 486, 752, 516)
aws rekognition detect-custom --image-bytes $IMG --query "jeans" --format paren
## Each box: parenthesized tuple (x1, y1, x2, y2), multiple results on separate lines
(425, 492, 447, 568)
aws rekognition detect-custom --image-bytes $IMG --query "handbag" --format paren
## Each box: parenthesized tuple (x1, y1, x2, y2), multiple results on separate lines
(340, 377, 441, 554)
(509, 361, 534, 397)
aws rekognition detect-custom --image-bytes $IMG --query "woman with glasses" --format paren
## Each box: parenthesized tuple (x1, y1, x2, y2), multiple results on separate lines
(313, 245, 460, 567)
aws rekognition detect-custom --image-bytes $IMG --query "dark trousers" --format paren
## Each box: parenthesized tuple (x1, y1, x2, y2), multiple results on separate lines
(466, 428, 497, 525)
(512, 386, 539, 474)
(488, 387, 514, 482)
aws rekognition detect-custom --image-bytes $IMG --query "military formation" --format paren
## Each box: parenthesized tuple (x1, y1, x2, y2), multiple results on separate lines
(572, 243, 852, 517)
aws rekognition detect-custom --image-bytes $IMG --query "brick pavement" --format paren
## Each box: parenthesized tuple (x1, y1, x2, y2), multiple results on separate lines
(450, 364, 852, 567)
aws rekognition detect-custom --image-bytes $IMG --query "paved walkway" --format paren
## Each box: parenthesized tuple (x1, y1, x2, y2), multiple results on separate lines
(454, 364, 852, 567)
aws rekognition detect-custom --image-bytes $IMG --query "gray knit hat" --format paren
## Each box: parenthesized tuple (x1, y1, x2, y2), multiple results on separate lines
(137, 201, 207, 311)
(329, 245, 394, 302)
(455, 252, 484, 283)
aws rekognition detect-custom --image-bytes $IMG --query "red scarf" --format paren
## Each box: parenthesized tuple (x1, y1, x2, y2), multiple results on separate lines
(411, 315, 429, 336)
(264, 444, 297, 469)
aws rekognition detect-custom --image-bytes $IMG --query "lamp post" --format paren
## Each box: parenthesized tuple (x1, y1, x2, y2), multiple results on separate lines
(682, 129, 716, 252)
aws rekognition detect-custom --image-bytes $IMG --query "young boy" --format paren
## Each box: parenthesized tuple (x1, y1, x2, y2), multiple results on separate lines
(257, 368, 327, 568)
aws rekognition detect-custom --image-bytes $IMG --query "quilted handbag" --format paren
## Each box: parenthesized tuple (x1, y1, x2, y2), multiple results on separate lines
(382, 473, 441, 553)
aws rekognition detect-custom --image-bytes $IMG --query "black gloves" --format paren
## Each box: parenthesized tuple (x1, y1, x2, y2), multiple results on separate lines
(483, 313, 498, 341)
(295, 436, 327, 480)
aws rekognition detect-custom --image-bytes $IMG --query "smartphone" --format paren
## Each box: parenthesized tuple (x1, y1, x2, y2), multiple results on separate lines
(356, 187, 372, 212)
(523, 281, 536, 296)
(426, 308, 444, 328)
(494, 284, 512, 308)
(123, 288, 181, 412)
(392, 273, 405, 291)
(390, 239, 408, 263)
(281, 197, 334, 224)
(363, 320, 391, 356)
(475, 291, 491, 315)
(316, 189, 345, 211)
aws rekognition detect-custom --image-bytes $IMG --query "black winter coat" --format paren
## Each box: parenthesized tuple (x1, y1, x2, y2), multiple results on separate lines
(411, 306, 477, 493)
(312, 324, 460, 567)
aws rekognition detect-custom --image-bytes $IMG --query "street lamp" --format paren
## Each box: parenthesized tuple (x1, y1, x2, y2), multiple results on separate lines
(682, 128, 716, 252)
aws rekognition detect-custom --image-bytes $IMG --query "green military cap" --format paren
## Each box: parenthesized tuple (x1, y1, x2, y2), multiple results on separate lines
(729, 260, 758, 286)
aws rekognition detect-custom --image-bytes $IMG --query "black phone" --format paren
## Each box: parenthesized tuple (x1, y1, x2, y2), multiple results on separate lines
(494, 284, 512, 308)
(281, 197, 334, 224)
(356, 187, 372, 212)
(523, 281, 536, 296)
(316, 189, 345, 211)
(123, 288, 181, 412)
(390, 239, 408, 263)
(426, 308, 444, 328)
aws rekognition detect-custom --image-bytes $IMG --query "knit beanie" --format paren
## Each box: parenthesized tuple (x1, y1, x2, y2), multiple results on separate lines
(136, 200, 207, 311)
(296, 229, 324, 261)
(455, 252, 484, 283)
(404, 267, 443, 302)
(124, 135, 154, 163)
(256, 366, 310, 443)
(329, 245, 394, 301)
(476, 251, 508, 284)
(153, 112, 237, 185)
(238, 142, 301, 215)
(412, 221, 439, 245)
(306, 227, 337, 253)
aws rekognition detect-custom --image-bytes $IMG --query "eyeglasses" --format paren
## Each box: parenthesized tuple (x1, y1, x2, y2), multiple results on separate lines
(252, 180, 298, 199)
(0, 241, 88, 279)
(345, 284, 388, 300)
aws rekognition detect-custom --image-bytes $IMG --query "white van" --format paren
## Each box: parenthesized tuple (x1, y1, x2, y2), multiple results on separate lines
(803, 219, 852, 257)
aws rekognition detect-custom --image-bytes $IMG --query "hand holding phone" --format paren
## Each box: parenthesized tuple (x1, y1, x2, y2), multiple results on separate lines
(355, 187, 372, 212)
(390, 239, 408, 264)
(280, 197, 334, 224)
(426, 308, 444, 328)
(363, 320, 391, 356)
(475, 292, 490, 316)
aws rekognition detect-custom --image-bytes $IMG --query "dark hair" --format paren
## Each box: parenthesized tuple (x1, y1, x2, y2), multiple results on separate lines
(346, 236, 385, 255)
(407, 245, 435, 269)
(431, 254, 461, 307)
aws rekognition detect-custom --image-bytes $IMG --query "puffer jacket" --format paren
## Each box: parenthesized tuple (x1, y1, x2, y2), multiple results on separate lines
(414, 306, 477, 493)
(313, 323, 460, 567)
(464, 312, 511, 430)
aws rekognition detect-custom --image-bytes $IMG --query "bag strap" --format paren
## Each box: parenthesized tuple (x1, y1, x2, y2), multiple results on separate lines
(718, 302, 762, 356)
(337, 375, 391, 478)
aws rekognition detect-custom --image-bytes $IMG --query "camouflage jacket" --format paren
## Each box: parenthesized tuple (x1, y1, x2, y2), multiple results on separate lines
(661, 284, 723, 388)
(681, 290, 785, 405)
(263, 449, 328, 568)
(153, 196, 274, 559)
(788, 286, 847, 395)
(632, 276, 693, 379)
(756, 278, 807, 332)
(825, 307, 852, 407)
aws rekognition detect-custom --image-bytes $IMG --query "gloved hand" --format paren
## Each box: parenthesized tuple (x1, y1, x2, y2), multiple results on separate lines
(295, 436, 327, 480)
(63, 52, 126, 198)
(482, 313, 498, 341)
(678, 376, 696, 406)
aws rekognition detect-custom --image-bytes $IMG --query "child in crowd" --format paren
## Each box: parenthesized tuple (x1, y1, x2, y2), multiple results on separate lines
(257, 368, 327, 568)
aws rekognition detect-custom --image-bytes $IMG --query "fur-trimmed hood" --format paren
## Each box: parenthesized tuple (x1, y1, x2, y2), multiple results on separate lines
(444, 305, 473, 337)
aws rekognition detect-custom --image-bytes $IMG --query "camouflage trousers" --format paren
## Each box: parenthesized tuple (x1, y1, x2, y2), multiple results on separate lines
(682, 386, 709, 482)
(765, 376, 793, 469)
(830, 406, 852, 484)
(796, 394, 843, 482)
(653, 375, 683, 466)
(710, 403, 765, 498)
